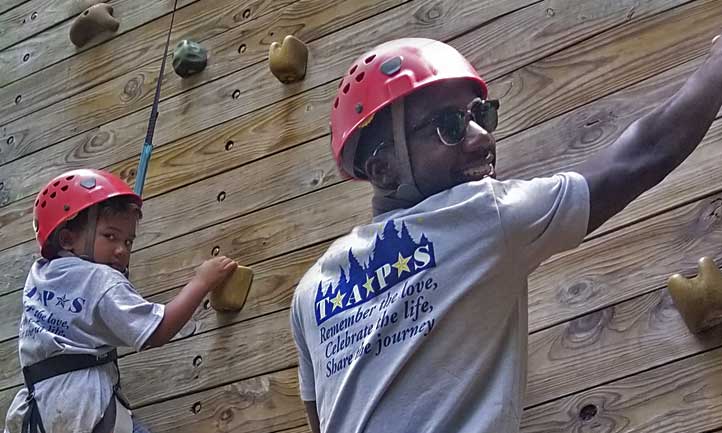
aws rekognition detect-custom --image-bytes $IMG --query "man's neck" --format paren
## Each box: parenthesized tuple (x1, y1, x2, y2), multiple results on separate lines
(371, 192, 419, 217)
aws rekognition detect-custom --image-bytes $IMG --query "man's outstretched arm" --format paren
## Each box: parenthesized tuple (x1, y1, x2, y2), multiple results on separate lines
(576, 35, 722, 234)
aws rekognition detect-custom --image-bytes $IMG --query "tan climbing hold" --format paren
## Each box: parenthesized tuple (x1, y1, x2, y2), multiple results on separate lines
(269, 35, 308, 84)
(210, 264, 254, 312)
(668, 257, 722, 333)
(69, 3, 120, 48)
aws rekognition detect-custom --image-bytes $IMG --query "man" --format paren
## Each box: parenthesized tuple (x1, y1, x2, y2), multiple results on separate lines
(290, 36, 722, 433)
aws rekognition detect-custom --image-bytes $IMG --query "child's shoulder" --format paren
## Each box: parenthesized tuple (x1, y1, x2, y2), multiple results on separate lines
(35, 256, 130, 290)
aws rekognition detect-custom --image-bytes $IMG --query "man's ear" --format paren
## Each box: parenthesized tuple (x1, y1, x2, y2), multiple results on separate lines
(365, 150, 399, 191)
(57, 228, 77, 251)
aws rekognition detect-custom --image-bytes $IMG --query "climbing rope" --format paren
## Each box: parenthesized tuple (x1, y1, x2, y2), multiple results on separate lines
(134, 0, 179, 196)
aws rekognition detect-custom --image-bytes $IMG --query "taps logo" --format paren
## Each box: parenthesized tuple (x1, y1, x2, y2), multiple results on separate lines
(315, 220, 436, 325)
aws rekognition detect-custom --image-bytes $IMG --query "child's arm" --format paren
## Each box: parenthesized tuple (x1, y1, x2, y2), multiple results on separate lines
(146, 256, 237, 348)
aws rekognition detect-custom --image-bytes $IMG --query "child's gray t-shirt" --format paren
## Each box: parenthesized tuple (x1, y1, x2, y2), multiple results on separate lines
(291, 173, 590, 433)
(4, 256, 165, 433)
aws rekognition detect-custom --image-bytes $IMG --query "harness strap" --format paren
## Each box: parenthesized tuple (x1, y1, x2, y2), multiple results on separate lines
(21, 350, 118, 433)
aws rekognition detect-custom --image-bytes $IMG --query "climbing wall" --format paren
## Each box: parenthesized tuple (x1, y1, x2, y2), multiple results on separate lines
(2, 0, 722, 431)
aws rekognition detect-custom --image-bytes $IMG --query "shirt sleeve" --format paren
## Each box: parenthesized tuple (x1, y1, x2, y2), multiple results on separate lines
(493, 172, 590, 272)
(290, 291, 316, 402)
(96, 283, 165, 352)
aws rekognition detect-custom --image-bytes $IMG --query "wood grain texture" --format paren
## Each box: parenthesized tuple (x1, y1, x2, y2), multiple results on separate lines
(0, 0, 203, 88)
(0, 0, 30, 15)
(0, 0, 98, 51)
(133, 369, 307, 433)
(521, 346, 722, 433)
(0, 240, 37, 297)
(0, 77, 338, 251)
(485, 0, 720, 141)
(526, 288, 722, 407)
(0, 0, 295, 125)
(0, 0, 686, 162)
(0, 0, 699, 234)
(0, 0, 533, 173)
(529, 191, 722, 333)
(0, 0, 405, 169)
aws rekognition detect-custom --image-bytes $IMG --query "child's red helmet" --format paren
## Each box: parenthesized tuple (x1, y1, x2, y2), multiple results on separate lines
(33, 169, 142, 258)
(330, 38, 488, 178)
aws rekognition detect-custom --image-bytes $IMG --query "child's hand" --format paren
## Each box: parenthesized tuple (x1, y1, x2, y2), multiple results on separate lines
(192, 256, 237, 292)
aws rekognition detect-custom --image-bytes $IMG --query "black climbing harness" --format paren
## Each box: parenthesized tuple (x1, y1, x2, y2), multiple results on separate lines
(22, 350, 123, 433)
(20, 1, 178, 431)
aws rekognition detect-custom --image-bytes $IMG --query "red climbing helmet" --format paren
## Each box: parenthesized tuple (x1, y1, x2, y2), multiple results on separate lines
(33, 169, 142, 258)
(330, 38, 488, 178)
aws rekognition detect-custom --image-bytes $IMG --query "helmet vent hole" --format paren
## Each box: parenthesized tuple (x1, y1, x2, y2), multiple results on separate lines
(349, 65, 358, 75)
(338, 79, 343, 88)
(333, 97, 339, 108)
(53, 181, 60, 187)
(50, 192, 56, 199)
(342, 83, 350, 94)
(42, 189, 48, 195)
(364, 54, 376, 64)
(61, 185, 68, 192)
(35, 199, 39, 207)
(355, 72, 365, 82)
(66, 175, 75, 181)
(41, 201, 46, 208)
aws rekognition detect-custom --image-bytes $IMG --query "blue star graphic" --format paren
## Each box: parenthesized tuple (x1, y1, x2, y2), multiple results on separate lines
(55, 295, 70, 308)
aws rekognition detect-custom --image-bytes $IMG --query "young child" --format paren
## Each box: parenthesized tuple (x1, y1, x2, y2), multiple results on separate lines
(3, 169, 237, 433)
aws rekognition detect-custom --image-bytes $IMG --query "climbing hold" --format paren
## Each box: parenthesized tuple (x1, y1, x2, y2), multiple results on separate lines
(668, 257, 722, 333)
(69, 3, 120, 48)
(269, 35, 308, 84)
(210, 264, 254, 312)
(172, 39, 208, 78)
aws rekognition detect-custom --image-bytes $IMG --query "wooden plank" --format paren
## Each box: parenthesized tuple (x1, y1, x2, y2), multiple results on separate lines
(5, 54, 722, 310)
(0, 0, 534, 166)
(129, 180, 372, 296)
(120, 309, 296, 407)
(0, 0, 678, 165)
(0, 17, 711, 253)
(528, 190, 722, 333)
(485, 0, 720, 141)
(0, 0, 93, 51)
(0, 0, 296, 125)
(521, 346, 722, 433)
(0, 239, 331, 391)
(0, 0, 29, 15)
(0, 0, 204, 88)
(0, 0, 697, 218)
(0, 77, 337, 251)
(133, 369, 307, 433)
(0, 0, 406, 167)
(526, 288, 722, 406)
(0, 240, 36, 296)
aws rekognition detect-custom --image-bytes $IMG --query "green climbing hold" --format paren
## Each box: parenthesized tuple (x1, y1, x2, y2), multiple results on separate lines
(172, 40, 208, 78)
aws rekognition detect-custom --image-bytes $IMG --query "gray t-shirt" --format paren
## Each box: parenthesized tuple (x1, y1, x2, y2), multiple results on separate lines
(290, 173, 589, 433)
(4, 256, 165, 433)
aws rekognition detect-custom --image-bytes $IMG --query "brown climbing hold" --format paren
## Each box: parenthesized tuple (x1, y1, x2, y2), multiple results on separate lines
(269, 35, 308, 84)
(69, 3, 120, 48)
(209, 264, 254, 312)
(668, 257, 722, 333)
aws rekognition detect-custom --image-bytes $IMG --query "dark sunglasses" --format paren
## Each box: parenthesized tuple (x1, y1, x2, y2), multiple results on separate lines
(410, 98, 500, 146)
